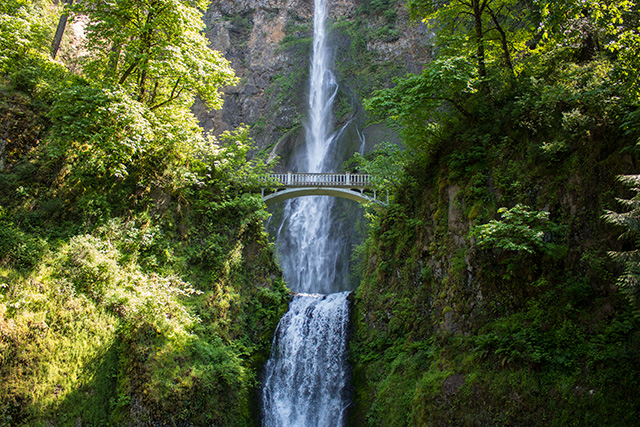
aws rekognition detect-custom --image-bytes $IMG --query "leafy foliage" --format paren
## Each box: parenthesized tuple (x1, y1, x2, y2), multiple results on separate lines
(0, 0, 287, 424)
(48, 84, 157, 179)
(604, 175, 640, 309)
(365, 56, 477, 150)
(0, 221, 47, 271)
(0, 0, 55, 75)
(352, 0, 640, 425)
(408, 0, 531, 78)
(351, 141, 408, 194)
(76, 0, 238, 110)
(472, 204, 563, 255)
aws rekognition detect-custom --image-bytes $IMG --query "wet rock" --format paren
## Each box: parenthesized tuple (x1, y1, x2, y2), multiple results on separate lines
(198, 0, 431, 158)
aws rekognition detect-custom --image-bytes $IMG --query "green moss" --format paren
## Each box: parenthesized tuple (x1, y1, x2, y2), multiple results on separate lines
(331, 17, 407, 101)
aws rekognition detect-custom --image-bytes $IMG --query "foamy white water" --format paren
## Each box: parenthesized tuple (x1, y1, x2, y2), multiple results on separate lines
(261, 292, 351, 427)
(262, 0, 353, 425)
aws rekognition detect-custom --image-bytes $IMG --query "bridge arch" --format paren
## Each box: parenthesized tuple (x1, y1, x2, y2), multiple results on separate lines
(260, 173, 387, 207)
(262, 187, 378, 207)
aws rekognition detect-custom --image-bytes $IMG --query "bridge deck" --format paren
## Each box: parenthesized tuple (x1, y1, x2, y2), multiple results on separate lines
(259, 173, 386, 206)
(263, 172, 370, 188)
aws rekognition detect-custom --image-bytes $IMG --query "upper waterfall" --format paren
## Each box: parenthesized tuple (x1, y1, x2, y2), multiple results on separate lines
(306, 0, 337, 173)
(273, 0, 349, 294)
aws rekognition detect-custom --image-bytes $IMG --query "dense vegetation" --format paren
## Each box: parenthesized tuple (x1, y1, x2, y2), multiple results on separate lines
(3, 0, 640, 425)
(0, 0, 288, 425)
(350, 0, 640, 425)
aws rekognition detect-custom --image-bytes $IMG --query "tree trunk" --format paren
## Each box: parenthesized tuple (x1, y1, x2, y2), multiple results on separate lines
(51, 0, 74, 59)
(473, 0, 487, 79)
(108, 43, 122, 76)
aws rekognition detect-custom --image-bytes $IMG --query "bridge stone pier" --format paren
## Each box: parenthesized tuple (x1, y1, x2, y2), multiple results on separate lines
(260, 173, 387, 207)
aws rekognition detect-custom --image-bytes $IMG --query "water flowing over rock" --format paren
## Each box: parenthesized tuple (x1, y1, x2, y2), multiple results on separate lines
(261, 293, 351, 427)
(199, 0, 432, 158)
(261, 0, 352, 424)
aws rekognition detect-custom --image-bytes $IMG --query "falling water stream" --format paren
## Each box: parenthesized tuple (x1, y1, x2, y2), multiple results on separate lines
(261, 0, 353, 425)
(261, 292, 351, 426)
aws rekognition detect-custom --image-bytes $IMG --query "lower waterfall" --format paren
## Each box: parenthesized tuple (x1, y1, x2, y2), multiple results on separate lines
(261, 292, 351, 427)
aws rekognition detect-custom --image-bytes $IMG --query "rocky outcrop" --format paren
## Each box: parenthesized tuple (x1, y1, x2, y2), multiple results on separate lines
(198, 0, 431, 168)
(197, 0, 312, 151)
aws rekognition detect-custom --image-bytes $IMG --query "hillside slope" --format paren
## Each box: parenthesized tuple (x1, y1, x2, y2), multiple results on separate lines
(349, 1, 640, 424)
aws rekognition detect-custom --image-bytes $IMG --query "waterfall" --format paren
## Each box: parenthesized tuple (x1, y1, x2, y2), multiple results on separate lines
(261, 293, 351, 427)
(274, 0, 345, 295)
(262, 0, 353, 425)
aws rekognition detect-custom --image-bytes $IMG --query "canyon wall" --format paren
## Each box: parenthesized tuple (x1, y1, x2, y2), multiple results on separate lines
(197, 0, 431, 169)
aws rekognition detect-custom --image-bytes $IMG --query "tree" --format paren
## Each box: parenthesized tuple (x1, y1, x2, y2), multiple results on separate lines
(0, 0, 55, 74)
(364, 56, 478, 149)
(524, 0, 640, 97)
(76, 0, 237, 110)
(603, 175, 640, 310)
(51, 0, 73, 59)
(408, 0, 531, 81)
(364, 0, 539, 150)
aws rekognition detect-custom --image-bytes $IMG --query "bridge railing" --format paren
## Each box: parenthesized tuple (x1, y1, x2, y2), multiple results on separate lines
(261, 172, 371, 188)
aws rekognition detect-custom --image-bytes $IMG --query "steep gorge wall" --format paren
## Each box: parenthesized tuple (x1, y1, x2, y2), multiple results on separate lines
(197, 0, 431, 169)
(348, 94, 640, 426)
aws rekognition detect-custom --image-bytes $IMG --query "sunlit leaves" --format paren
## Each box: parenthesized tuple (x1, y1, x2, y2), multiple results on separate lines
(0, 13, 32, 73)
(203, 126, 274, 189)
(352, 141, 408, 194)
(77, 0, 238, 111)
(409, 0, 532, 77)
(472, 204, 563, 255)
(605, 3, 640, 99)
(48, 85, 154, 179)
(56, 233, 201, 335)
(365, 55, 477, 149)
(0, 0, 55, 75)
(531, 0, 640, 98)
(47, 82, 212, 200)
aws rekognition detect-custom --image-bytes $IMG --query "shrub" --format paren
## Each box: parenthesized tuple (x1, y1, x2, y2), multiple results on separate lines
(472, 204, 564, 256)
(0, 222, 47, 270)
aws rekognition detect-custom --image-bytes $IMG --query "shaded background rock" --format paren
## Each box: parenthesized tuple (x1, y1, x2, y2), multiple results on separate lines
(198, 0, 432, 171)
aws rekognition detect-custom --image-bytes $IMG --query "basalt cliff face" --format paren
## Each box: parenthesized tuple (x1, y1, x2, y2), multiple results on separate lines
(197, 0, 431, 168)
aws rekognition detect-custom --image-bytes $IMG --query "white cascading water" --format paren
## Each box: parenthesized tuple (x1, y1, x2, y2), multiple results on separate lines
(261, 292, 351, 426)
(261, 0, 352, 425)
(273, 0, 344, 295)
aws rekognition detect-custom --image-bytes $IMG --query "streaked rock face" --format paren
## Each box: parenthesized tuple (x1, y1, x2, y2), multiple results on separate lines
(197, 0, 431, 165)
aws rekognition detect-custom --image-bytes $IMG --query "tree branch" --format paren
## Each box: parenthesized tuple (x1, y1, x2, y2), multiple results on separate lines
(472, 0, 487, 80)
(487, 6, 514, 72)
(438, 96, 473, 120)
(149, 77, 183, 110)
(118, 60, 138, 85)
(118, 61, 138, 84)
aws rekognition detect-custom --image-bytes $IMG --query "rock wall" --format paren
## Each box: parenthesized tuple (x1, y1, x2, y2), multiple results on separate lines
(197, 0, 432, 168)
